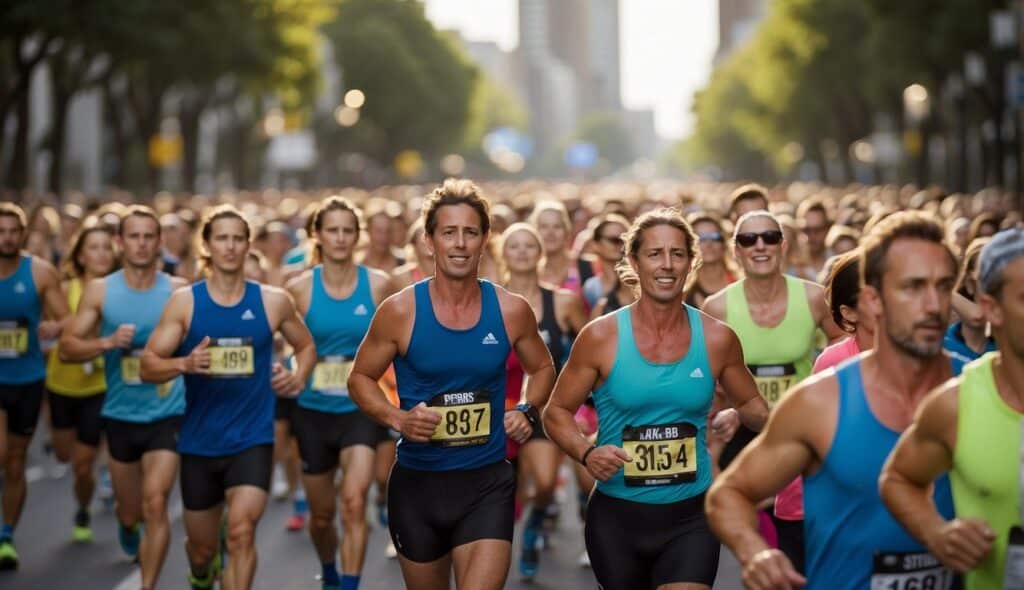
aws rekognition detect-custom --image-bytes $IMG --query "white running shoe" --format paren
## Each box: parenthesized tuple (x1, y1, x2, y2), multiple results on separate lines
(577, 550, 591, 568)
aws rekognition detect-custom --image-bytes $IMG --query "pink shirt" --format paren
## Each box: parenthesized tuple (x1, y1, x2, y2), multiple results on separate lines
(774, 337, 862, 521)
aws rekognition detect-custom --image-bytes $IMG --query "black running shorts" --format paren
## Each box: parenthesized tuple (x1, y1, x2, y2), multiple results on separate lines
(387, 460, 515, 562)
(48, 390, 105, 447)
(104, 415, 182, 463)
(293, 406, 387, 474)
(585, 490, 720, 590)
(0, 380, 44, 437)
(180, 444, 273, 511)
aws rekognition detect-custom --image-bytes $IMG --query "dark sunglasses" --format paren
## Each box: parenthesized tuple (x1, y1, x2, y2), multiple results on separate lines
(698, 231, 724, 243)
(735, 230, 784, 248)
(600, 235, 624, 247)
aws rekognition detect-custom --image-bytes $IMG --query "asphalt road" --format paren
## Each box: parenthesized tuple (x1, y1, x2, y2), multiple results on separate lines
(2, 442, 744, 590)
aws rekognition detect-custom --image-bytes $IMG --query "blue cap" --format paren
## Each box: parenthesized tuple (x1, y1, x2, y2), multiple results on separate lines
(978, 228, 1024, 294)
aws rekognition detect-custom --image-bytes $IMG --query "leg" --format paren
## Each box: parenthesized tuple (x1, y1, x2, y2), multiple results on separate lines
(338, 445, 375, 575)
(50, 428, 75, 463)
(451, 540, 511, 590)
(303, 471, 339, 564)
(108, 458, 143, 529)
(585, 491, 651, 590)
(397, 554, 452, 590)
(180, 453, 227, 583)
(2, 433, 31, 529)
(223, 485, 268, 590)
(183, 506, 225, 580)
(70, 441, 99, 512)
(517, 438, 561, 577)
(139, 450, 179, 589)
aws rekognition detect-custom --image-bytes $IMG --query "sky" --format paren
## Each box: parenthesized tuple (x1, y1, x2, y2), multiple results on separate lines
(423, 0, 719, 140)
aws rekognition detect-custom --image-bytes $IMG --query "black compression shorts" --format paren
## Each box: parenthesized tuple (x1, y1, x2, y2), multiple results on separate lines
(48, 390, 105, 447)
(180, 444, 273, 511)
(585, 490, 720, 589)
(104, 415, 182, 463)
(293, 406, 387, 474)
(0, 380, 44, 437)
(387, 460, 515, 562)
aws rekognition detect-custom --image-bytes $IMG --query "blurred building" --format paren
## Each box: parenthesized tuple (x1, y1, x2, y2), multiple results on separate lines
(714, 0, 766, 65)
(623, 108, 657, 158)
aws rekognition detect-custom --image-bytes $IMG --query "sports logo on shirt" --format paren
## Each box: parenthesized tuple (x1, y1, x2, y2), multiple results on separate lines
(13, 282, 25, 294)
(689, 368, 704, 378)
(354, 304, 368, 316)
(241, 309, 255, 320)
(481, 332, 499, 345)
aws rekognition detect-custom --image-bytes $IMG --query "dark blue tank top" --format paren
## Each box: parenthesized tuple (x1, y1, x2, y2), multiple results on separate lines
(176, 281, 275, 456)
(0, 256, 44, 384)
(803, 358, 955, 589)
(393, 280, 510, 471)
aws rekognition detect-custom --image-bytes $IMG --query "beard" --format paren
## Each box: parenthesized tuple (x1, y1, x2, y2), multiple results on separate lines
(885, 315, 946, 359)
(0, 244, 20, 259)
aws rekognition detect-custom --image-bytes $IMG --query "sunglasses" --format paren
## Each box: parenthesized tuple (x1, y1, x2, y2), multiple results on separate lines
(699, 231, 724, 243)
(735, 230, 784, 248)
(599, 235, 624, 247)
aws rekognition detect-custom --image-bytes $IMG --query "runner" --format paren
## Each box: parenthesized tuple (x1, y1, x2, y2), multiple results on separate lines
(499, 222, 587, 579)
(529, 200, 589, 294)
(348, 179, 556, 590)
(727, 184, 770, 224)
(140, 205, 316, 590)
(59, 205, 188, 589)
(46, 223, 116, 543)
(706, 211, 959, 590)
(684, 213, 738, 308)
(542, 208, 768, 590)
(285, 196, 394, 590)
(581, 213, 631, 310)
(0, 202, 68, 571)
(880, 228, 1024, 590)
(943, 237, 997, 375)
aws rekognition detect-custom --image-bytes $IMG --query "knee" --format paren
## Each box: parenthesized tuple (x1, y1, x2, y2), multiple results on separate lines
(226, 520, 256, 551)
(72, 458, 95, 480)
(186, 537, 218, 564)
(4, 452, 26, 479)
(142, 493, 169, 522)
(309, 506, 336, 532)
(340, 491, 366, 525)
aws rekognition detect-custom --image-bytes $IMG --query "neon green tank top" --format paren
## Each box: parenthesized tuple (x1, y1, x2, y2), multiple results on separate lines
(952, 352, 1020, 590)
(725, 275, 815, 407)
(46, 278, 106, 396)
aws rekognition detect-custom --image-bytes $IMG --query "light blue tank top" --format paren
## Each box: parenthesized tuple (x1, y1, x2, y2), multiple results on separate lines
(176, 281, 275, 456)
(593, 305, 715, 504)
(393, 280, 510, 471)
(0, 255, 44, 384)
(803, 358, 955, 590)
(101, 270, 185, 422)
(298, 265, 375, 414)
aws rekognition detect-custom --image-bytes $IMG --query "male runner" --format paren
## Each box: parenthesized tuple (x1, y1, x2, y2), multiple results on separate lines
(60, 205, 188, 589)
(348, 179, 556, 590)
(880, 228, 1024, 589)
(141, 205, 315, 590)
(0, 202, 68, 570)
(286, 196, 393, 590)
(706, 211, 959, 590)
(543, 208, 768, 590)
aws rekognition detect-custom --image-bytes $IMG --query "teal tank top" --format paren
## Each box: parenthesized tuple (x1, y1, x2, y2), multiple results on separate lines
(593, 305, 715, 504)
(298, 265, 375, 414)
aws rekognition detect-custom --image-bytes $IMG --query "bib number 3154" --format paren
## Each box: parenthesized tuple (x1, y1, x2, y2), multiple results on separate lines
(621, 422, 698, 487)
(428, 391, 491, 447)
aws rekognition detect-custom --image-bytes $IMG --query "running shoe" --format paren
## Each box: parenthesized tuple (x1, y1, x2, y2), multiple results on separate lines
(376, 501, 388, 528)
(72, 509, 93, 543)
(0, 540, 18, 571)
(285, 513, 306, 532)
(118, 523, 141, 558)
(98, 467, 114, 511)
(519, 522, 541, 579)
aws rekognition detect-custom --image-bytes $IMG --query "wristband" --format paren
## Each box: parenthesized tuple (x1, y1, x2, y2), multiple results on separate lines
(514, 402, 539, 426)
(580, 444, 598, 467)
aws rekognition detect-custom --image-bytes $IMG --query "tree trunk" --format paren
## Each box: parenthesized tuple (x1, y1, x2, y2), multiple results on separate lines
(47, 88, 72, 195)
(103, 83, 129, 188)
(179, 96, 206, 194)
(5, 88, 30, 193)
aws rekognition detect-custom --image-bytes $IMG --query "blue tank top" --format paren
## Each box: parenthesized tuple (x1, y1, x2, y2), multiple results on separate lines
(803, 358, 955, 590)
(298, 265, 375, 414)
(101, 270, 185, 422)
(593, 305, 715, 504)
(393, 279, 510, 471)
(0, 256, 44, 384)
(176, 281, 275, 456)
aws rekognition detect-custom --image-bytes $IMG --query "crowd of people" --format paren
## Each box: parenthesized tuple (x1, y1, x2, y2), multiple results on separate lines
(0, 178, 1021, 590)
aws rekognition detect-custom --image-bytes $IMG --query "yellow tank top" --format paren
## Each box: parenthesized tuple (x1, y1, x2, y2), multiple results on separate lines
(46, 278, 106, 396)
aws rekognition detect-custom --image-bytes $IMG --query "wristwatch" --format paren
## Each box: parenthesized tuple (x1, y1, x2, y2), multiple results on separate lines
(514, 402, 540, 427)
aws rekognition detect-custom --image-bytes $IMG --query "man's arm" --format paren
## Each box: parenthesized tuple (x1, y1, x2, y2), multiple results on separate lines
(141, 289, 206, 383)
(879, 381, 995, 572)
(34, 258, 70, 338)
(59, 278, 121, 362)
(368, 268, 398, 305)
(267, 288, 315, 397)
(709, 318, 769, 431)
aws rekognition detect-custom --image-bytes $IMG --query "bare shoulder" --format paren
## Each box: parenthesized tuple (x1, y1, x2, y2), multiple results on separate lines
(29, 255, 59, 285)
(701, 286, 729, 320)
(916, 377, 961, 426)
(168, 275, 189, 290)
(164, 284, 195, 319)
(259, 283, 294, 305)
(769, 368, 841, 446)
(576, 311, 618, 349)
(800, 278, 827, 303)
(697, 308, 739, 349)
(366, 266, 391, 285)
(378, 283, 416, 318)
(284, 268, 313, 294)
(493, 283, 537, 326)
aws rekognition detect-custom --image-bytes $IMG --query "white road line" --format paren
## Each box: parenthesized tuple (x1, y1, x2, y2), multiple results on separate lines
(111, 499, 184, 590)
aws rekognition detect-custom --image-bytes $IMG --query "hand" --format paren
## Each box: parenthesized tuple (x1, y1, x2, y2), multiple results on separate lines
(585, 445, 631, 482)
(183, 336, 211, 374)
(38, 320, 61, 341)
(504, 409, 532, 444)
(106, 323, 136, 350)
(400, 402, 442, 442)
(270, 362, 303, 397)
(925, 518, 995, 572)
(742, 548, 806, 590)
(710, 408, 740, 443)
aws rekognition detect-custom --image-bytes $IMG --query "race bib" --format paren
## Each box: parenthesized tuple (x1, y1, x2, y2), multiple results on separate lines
(428, 390, 491, 447)
(121, 348, 144, 385)
(0, 320, 29, 358)
(208, 337, 255, 378)
(622, 422, 698, 487)
(871, 551, 953, 590)
(311, 356, 353, 395)
(749, 363, 797, 407)
(1005, 526, 1024, 590)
